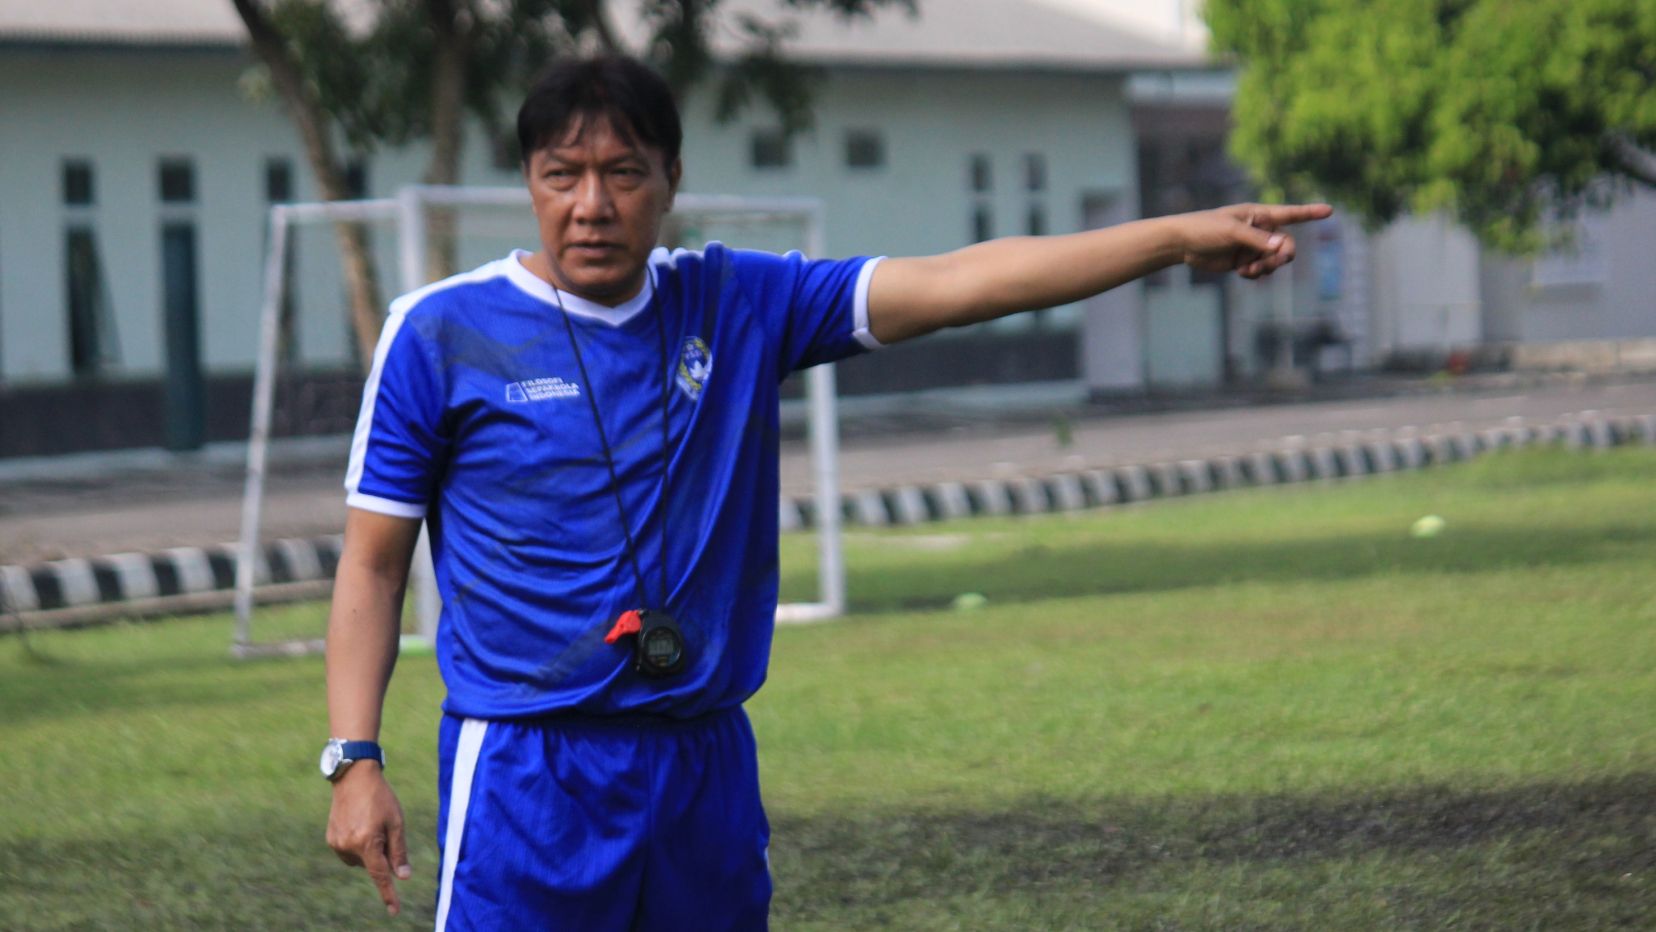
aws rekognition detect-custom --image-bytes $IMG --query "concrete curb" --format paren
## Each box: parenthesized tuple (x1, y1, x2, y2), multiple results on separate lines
(5, 413, 1654, 629)
(2, 536, 341, 630)
(778, 413, 1655, 530)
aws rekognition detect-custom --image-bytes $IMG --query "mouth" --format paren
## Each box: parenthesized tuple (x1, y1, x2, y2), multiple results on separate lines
(566, 242, 622, 259)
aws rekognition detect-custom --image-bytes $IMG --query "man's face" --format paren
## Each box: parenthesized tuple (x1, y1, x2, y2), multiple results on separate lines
(523, 115, 681, 307)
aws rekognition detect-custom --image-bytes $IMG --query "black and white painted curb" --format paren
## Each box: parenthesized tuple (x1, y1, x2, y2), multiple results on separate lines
(5, 413, 1654, 628)
(2, 537, 342, 630)
(779, 413, 1656, 531)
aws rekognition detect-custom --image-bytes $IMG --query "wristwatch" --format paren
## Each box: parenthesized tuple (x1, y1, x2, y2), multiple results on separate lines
(319, 738, 385, 782)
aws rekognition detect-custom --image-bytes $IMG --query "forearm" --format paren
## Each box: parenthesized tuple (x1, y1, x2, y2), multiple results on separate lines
(868, 216, 1186, 343)
(325, 556, 408, 741)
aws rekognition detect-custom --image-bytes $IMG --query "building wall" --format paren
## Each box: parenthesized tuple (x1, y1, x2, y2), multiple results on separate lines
(1479, 187, 1656, 345)
(678, 66, 1134, 298)
(0, 46, 552, 387)
(1355, 190, 1656, 364)
(2, 48, 311, 383)
(1366, 213, 1483, 358)
(0, 51, 1136, 392)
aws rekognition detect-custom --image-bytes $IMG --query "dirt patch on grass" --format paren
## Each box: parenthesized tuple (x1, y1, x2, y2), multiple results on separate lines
(771, 773, 1655, 926)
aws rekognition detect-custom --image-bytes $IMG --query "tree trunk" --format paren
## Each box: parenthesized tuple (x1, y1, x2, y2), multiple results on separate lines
(421, 0, 472, 283)
(231, 0, 384, 370)
(584, 0, 624, 53)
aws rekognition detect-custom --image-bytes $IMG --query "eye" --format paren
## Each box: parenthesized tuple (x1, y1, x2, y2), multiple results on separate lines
(540, 166, 578, 188)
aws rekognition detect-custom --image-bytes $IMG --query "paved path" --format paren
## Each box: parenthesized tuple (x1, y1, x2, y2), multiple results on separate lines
(3, 377, 1654, 566)
(784, 378, 1656, 492)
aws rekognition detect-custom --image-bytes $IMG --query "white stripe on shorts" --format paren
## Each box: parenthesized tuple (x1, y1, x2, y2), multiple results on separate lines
(435, 718, 489, 932)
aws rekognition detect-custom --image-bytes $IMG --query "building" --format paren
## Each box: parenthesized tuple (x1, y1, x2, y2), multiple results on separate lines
(0, 0, 1211, 457)
(1107, 0, 1656, 382)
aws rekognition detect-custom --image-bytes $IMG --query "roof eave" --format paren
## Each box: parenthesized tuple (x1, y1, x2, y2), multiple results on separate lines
(0, 32, 1212, 73)
(789, 52, 1215, 74)
(0, 32, 243, 51)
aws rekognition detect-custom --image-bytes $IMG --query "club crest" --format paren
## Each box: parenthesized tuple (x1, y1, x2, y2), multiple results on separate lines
(675, 336, 712, 401)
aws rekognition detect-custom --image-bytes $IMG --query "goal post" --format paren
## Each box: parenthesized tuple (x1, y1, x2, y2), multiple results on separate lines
(233, 196, 401, 659)
(233, 186, 846, 657)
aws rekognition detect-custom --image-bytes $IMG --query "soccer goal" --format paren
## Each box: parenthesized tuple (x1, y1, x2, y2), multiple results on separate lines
(232, 185, 846, 658)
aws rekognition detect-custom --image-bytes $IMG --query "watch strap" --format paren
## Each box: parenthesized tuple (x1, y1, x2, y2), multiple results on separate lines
(338, 740, 384, 770)
(324, 738, 386, 781)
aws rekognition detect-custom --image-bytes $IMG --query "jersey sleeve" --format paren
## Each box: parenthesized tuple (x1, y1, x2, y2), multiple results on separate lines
(728, 249, 885, 373)
(344, 308, 449, 518)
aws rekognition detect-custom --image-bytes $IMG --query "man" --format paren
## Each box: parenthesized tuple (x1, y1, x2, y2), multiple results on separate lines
(322, 55, 1331, 929)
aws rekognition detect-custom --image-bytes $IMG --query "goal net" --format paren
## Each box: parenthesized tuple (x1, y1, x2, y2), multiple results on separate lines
(233, 186, 845, 658)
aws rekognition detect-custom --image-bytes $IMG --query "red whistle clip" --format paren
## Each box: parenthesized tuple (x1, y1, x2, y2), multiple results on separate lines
(605, 609, 643, 644)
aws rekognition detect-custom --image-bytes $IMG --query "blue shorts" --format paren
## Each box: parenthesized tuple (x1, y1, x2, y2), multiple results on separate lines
(433, 707, 772, 931)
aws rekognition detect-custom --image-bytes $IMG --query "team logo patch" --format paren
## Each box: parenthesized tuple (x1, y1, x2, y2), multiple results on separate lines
(505, 376, 580, 403)
(675, 337, 712, 401)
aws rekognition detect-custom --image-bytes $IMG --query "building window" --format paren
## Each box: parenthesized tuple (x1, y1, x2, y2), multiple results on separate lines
(1533, 213, 1610, 287)
(969, 153, 992, 193)
(265, 158, 294, 203)
(63, 160, 94, 206)
(844, 129, 885, 170)
(161, 220, 205, 450)
(491, 129, 522, 172)
(1026, 204, 1046, 237)
(344, 159, 370, 199)
(66, 229, 117, 375)
(1136, 139, 1171, 287)
(154, 156, 204, 448)
(64, 159, 117, 375)
(972, 205, 994, 243)
(750, 129, 791, 170)
(264, 158, 300, 366)
(159, 158, 195, 203)
(1024, 153, 1047, 193)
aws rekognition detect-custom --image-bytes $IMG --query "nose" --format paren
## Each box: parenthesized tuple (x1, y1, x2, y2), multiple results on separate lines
(572, 170, 616, 224)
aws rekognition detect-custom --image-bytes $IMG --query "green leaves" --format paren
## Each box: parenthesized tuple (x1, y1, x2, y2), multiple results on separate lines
(262, 0, 389, 152)
(1208, 0, 1656, 253)
(243, 1, 913, 171)
(639, 0, 913, 136)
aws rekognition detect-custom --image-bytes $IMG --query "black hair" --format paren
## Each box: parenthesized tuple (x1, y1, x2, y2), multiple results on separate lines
(516, 56, 683, 168)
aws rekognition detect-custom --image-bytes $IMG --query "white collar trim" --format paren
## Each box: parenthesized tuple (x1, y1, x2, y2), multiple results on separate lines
(504, 249, 654, 327)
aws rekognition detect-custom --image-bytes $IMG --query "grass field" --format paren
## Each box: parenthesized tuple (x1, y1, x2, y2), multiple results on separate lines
(2, 447, 1653, 929)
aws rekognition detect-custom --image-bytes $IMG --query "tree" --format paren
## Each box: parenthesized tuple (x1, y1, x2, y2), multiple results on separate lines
(1205, 0, 1656, 251)
(231, 0, 916, 366)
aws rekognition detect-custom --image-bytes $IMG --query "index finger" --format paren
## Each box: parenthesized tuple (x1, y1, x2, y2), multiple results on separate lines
(1254, 203, 1333, 228)
(362, 837, 403, 917)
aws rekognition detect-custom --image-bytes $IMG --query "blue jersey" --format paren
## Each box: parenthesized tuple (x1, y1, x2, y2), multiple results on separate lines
(345, 245, 882, 720)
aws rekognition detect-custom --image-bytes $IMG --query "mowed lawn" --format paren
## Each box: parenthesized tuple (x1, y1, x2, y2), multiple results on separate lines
(2, 447, 1652, 929)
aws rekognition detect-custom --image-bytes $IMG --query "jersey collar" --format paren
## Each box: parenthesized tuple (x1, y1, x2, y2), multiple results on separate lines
(506, 249, 655, 328)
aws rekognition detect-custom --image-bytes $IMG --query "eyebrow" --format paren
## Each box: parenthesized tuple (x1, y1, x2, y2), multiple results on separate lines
(540, 150, 651, 169)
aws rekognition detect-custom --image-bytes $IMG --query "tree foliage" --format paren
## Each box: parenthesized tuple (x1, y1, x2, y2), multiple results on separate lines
(232, 0, 914, 363)
(243, 0, 915, 168)
(1206, 0, 1656, 251)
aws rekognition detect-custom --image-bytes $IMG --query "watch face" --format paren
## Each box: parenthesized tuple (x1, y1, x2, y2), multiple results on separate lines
(319, 740, 344, 778)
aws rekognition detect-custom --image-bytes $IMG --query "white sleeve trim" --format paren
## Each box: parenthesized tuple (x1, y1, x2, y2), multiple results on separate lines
(346, 492, 428, 519)
(344, 310, 410, 499)
(851, 255, 887, 351)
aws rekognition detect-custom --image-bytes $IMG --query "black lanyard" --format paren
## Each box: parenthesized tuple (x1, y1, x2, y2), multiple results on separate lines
(550, 271, 672, 611)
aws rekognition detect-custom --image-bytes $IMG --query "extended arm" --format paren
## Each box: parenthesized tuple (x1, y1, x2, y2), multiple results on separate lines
(325, 507, 423, 917)
(866, 203, 1333, 344)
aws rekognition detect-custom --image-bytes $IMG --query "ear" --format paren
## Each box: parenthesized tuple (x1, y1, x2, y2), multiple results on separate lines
(664, 157, 683, 212)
